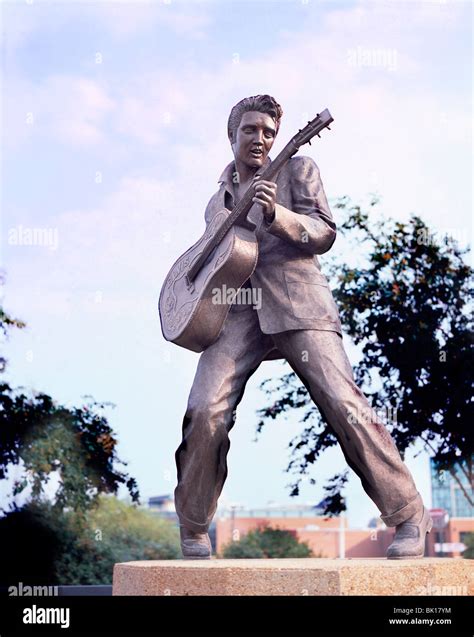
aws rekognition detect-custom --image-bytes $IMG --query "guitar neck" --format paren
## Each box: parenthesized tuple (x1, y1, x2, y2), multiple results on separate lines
(186, 141, 298, 284)
(186, 108, 333, 283)
(228, 139, 299, 226)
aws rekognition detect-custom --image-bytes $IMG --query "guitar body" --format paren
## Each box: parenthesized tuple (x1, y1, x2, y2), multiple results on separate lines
(159, 208, 259, 352)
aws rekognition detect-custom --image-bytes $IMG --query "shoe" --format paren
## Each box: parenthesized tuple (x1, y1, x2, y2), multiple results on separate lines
(386, 506, 433, 559)
(180, 526, 212, 559)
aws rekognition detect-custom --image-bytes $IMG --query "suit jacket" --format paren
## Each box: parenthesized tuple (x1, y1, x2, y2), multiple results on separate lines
(204, 155, 342, 360)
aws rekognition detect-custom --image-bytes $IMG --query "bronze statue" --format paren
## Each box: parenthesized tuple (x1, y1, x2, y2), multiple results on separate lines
(169, 95, 432, 559)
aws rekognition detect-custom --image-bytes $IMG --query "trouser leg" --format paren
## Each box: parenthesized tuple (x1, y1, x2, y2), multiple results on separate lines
(271, 329, 424, 527)
(174, 305, 275, 533)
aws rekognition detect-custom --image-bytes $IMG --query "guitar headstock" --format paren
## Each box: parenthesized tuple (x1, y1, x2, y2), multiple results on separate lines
(292, 108, 334, 148)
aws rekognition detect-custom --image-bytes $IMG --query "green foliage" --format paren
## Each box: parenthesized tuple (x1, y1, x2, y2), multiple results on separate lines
(0, 386, 139, 513)
(57, 496, 181, 583)
(0, 272, 26, 373)
(257, 199, 473, 515)
(0, 496, 180, 585)
(221, 523, 313, 559)
(86, 495, 180, 562)
(462, 533, 474, 560)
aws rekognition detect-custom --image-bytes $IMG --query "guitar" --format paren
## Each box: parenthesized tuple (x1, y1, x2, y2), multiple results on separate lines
(158, 108, 334, 353)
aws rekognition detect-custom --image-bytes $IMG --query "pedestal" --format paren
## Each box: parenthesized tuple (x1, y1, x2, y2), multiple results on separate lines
(113, 558, 473, 596)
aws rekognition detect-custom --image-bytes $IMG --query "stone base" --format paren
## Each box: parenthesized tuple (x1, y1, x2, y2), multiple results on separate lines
(113, 558, 473, 596)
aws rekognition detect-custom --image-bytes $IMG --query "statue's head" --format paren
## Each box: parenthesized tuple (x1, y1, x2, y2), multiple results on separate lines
(227, 95, 283, 171)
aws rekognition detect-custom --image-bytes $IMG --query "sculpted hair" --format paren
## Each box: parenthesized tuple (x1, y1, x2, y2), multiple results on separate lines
(227, 94, 283, 143)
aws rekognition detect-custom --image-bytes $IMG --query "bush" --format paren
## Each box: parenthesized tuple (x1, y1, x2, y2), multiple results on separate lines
(462, 533, 474, 559)
(221, 523, 313, 559)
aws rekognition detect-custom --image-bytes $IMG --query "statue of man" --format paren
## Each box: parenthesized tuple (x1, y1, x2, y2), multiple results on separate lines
(174, 94, 432, 559)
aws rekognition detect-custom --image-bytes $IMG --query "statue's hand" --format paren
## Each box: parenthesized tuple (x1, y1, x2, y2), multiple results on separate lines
(252, 176, 277, 222)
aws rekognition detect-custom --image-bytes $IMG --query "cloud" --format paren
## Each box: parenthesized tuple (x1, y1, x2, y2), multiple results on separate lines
(51, 76, 116, 146)
(114, 71, 190, 145)
(4, 74, 115, 149)
(2, 0, 212, 51)
(92, 1, 212, 38)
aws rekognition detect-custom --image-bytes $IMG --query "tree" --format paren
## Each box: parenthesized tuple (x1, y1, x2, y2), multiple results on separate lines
(0, 272, 139, 516)
(0, 387, 139, 516)
(0, 495, 180, 585)
(0, 273, 151, 585)
(221, 523, 313, 558)
(256, 198, 473, 515)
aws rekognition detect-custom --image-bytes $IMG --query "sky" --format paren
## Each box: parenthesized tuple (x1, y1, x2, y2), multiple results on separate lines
(0, 0, 472, 528)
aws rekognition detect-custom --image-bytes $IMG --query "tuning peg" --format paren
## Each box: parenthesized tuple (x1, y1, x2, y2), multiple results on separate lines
(317, 133, 321, 138)
(327, 126, 331, 130)
(308, 139, 312, 145)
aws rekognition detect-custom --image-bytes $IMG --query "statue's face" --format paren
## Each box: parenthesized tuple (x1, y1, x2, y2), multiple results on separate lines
(231, 111, 276, 173)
